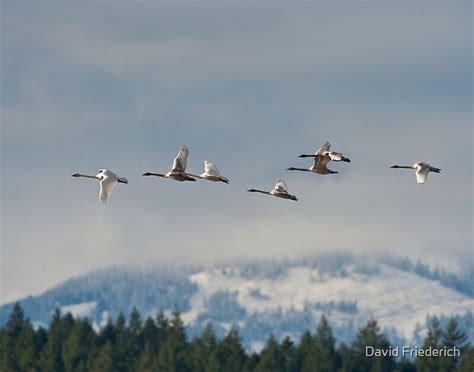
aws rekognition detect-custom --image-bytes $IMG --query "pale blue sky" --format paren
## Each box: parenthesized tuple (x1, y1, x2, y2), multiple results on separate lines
(1, 2, 472, 303)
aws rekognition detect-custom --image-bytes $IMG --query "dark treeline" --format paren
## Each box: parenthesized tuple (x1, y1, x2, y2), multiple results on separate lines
(0, 303, 472, 372)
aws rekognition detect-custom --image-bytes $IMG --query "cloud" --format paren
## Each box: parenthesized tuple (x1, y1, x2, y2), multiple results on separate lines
(1, 2, 472, 304)
(4, 3, 470, 83)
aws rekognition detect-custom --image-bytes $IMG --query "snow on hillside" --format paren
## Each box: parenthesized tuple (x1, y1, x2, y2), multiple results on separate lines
(183, 263, 474, 342)
(60, 301, 97, 318)
(1, 255, 472, 349)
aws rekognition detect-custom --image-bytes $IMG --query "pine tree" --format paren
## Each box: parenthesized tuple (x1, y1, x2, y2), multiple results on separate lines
(16, 322, 38, 371)
(142, 316, 158, 353)
(90, 340, 115, 372)
(342, 319, 395, 372)
(136, 343, 158, 371)
(0, 303, 37, 371)
(129, 307, 142, 336)
(127, 306, 143, 367)
(217, 327, 247, 372)
(39, 309, 65, 372)
(244, 352, 261, 371)
(280, 336, 295, 372)
(114, 312, 130, 372)
(313, 315, 338, 372)
(189, 323, 218, 372)
(414, 317, 442, 372)
(62, 318, 95, 372)
(396, 357, 416, 372)
(458, 345, 474, 372)
(156, 309, 170, 351)
(35, 326, 48, 358)
(439, 317, 468, 371)
(255, 334, 285, 372)
(293, 330, 318, 372)
(337, 342, 350, 371)
(157, 310, 190, 372)
(96, 320, 115, 347)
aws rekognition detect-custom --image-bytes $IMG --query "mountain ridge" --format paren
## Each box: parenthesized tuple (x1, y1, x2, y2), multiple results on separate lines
(1, 254, 472, 350)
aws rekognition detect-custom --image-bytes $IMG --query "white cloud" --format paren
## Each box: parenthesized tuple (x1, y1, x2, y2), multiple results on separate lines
(1, 2, 471, 303)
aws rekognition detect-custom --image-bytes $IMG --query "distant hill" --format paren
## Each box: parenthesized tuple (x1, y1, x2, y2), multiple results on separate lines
(1, 254, 472, 350)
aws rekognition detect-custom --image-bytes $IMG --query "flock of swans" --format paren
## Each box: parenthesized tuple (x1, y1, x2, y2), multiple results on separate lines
(71, 142, 441, 203)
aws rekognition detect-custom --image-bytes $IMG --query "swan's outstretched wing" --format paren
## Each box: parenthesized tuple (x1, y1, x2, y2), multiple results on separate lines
(204, 160, 220, 176)
(419, 162, 441, 173)
(314, 141, 331, 156)
(99, 175, 118, 203)
(328, 151, 343, 161)
(274, 179, 288, 193)
(415, 166, 430, 184)
(172, 145, 189, 172)
(313, 154, 331, 168)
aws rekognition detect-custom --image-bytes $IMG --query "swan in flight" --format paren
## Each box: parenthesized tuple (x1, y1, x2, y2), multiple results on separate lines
(189, 160, 229, 184)
(390, 162, 441, 184)
(142, 145, 196, 182)
(71, 169, 128, 203)
(288, 141, 350, 175)
(247, 180, 298, 201)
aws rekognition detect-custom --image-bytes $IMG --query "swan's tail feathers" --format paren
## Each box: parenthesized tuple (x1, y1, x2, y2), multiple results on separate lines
(118, 177, 128, 184)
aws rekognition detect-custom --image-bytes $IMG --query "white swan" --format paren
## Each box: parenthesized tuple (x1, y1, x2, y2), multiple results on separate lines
(288, 141, 350, 175)
(247, 179, 298, 201)
(189, 160, 229, 184)
(71, 169, 128, 203)
(390, 162, 441, 184)
(142, 145, 196, 182)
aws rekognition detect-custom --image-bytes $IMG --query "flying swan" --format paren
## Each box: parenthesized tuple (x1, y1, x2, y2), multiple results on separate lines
(71, 169, 128, 203)
(189, 160, 229, 184)
(390, 162, 441, 184)
(288, 141, 350, 175)
(247, 180, 298, 201)
(142, 145, 196, 182)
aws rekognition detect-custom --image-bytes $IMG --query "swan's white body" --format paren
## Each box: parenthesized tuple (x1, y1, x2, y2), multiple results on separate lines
(289, 141, 350, 175)
(142, 145, 196, 182)
(248, 179, 298, 201)
(198, 161, 229, 183)
(391, 162, 441, 184)
(313, 141, 349, 161)
(71, 169, 128, 203)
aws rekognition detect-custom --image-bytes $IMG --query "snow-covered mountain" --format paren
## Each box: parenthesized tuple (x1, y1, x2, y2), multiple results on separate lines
(1, 254, 472, 350)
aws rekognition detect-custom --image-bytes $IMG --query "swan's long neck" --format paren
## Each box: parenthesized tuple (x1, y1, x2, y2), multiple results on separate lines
(287, 167, 309, 172)
(142, 172, 166, 177)
(186, 173, 204, 179)
(71, 173, 99, 180)
(299, 154, 315, 158)
(391, 165, 413, 169)
(248, 189, 271, 195)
